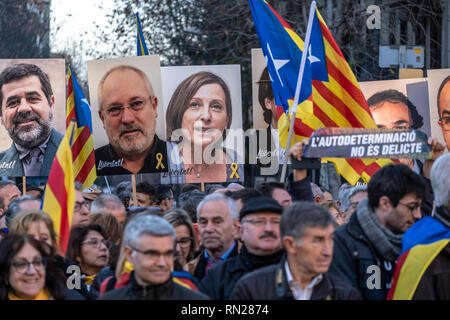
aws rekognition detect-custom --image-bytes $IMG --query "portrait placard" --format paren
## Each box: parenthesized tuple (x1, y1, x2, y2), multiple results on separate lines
(359, 78, 431, 137)
(87, 55, 168, 176)
(0, 59, 65, 177)
(427, 69, 450, 152)
(160, 65, 244, 184)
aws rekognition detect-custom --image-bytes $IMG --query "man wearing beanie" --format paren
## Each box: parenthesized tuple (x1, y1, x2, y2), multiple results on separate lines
(198, 197, 284, 300)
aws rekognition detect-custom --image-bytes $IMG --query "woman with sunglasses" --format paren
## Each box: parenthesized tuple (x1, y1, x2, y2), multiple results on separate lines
(66, 224, 110, 299)
(0, 234, 83, 300)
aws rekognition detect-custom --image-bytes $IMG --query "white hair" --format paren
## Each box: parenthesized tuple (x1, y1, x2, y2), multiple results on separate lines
(196, 193, 239, 221)
(431, 153, 450, 208)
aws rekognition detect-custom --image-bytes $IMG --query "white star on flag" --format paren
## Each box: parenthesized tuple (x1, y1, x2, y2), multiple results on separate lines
(266, 42, 289, 87)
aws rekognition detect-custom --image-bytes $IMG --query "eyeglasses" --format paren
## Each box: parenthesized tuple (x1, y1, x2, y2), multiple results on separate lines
(397, 201, 421, 213)
(74, 200, 90, 212)
(175, 237, 193, 249)
(241, 218, 281, 227)
(130, 246, 174, 261)
(82, 238, 110, 249)
(439, 116, 450, 131)
(11, 258, 46, 274)
(102, 96, 153, 117)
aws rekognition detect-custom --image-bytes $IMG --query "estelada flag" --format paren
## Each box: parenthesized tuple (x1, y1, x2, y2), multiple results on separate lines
(66, 66, 96, 189)
(387, 216, 450, 299)
(41, 121, 76, 254)
(249, 0, 393, 184)
(136, 12, 149, 56)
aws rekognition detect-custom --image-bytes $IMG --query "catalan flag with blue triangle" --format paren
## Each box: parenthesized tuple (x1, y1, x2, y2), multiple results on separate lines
(136, 12, 149, 56)
(386, 215, 450, 299)
(249, 0, 393, 184)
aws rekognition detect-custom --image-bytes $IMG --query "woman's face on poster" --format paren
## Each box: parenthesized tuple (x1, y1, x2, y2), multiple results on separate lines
(181, 83, 229, 147)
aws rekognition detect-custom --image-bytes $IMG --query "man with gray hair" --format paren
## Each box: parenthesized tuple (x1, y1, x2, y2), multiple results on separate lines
(4, 194, 40, 228)
(94, 65, 168, 175)
(230, 201, 360, 300)
(90, 193, 126, 223)
(339, 185, 368, 223)
(100, 214, 208, 300)
(187, 193, 240, 281)
(388, 153, 450, 299)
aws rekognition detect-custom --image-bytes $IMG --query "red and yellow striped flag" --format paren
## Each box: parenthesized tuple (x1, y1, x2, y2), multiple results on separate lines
(42, 121, 76, 253)
(66, 66, 96, 189)
(249, 0, 392, 184)
(387, 239, 449, 300)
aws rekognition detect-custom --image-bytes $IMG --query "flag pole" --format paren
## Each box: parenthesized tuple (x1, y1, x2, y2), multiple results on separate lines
(280, 1, 317, 183)
(131, 174, 137, 207)
(104, 176, 111, 194)
(22, 176, 26, 196)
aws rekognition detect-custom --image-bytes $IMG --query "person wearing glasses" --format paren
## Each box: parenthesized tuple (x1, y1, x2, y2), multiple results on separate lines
(66, 224, 110, 299)
(367, 89, 424, 171)
(0, 234, 83, 300)
(100, 214, 208, 300)
(230, 201, 360, 300)
(367, 90, 445, 216)
(163, 208, 198, 271)
(157, 184, 175, 213)
(71, 182, 91, 227)
(328, 164, 428, 300)
(437, 75, 450, 152)
(199, 197, 284, 300)
(94, 65, 168, 175)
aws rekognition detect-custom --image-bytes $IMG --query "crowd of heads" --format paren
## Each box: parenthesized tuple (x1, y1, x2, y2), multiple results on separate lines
(0, 150, 447, 300)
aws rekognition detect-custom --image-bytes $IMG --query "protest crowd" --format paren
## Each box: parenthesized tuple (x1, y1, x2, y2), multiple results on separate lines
(0, 0, 449, 302)
(0, 139, 449, 300)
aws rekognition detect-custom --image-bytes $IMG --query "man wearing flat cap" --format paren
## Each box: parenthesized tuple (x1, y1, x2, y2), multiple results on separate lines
(199, 197, 284, 300)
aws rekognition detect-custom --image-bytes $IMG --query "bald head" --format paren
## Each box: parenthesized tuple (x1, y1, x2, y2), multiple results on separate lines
(98, 65, 155, 111)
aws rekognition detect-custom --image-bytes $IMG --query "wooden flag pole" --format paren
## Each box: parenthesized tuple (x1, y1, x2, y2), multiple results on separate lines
(201, 182, 205, 192)
(131, 175, 137, 207)
(280, 1, 317, 183)
(22, 176, 26, 196)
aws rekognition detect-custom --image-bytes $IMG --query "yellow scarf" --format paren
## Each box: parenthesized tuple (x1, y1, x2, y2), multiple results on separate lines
(83, 274, 97, 286)
(8, 288, 50, 300)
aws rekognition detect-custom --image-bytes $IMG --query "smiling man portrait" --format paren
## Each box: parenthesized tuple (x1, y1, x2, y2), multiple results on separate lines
(0, 63, 63, 177)
(94, 64, 168, 175)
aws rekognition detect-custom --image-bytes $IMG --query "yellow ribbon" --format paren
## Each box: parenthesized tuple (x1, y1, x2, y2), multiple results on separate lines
(156, 152, 165, 169)
(230, 162, 239, 179)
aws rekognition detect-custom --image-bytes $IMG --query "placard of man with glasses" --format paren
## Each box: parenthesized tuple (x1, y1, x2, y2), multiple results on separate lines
(91, 62, 168, 175)
(437, 75, 450, 152)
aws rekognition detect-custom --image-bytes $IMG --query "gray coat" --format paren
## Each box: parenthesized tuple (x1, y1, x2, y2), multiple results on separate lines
(0, 128, 63, 177)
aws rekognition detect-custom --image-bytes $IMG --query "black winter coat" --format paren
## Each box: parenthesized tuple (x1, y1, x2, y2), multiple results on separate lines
(99, 271, 209, 300)
(229, 255, 360, 300)
(328, 212, 396, 300)
(199, 254, 251, 300)
(198, 248, 284, 300)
